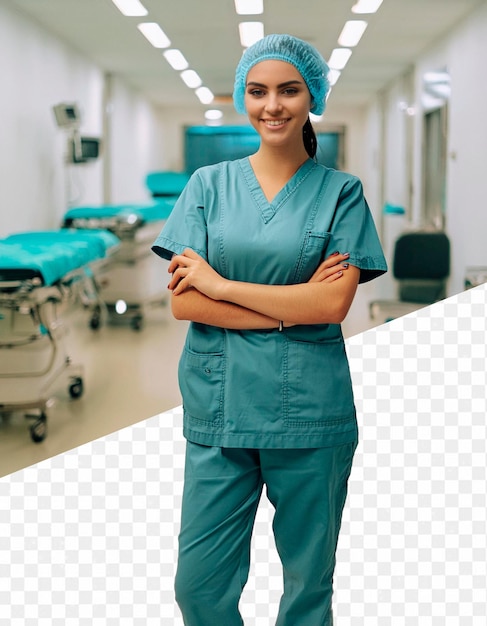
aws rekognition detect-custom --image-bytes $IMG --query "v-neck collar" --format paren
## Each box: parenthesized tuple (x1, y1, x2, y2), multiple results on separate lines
(239, 157, 316, 223)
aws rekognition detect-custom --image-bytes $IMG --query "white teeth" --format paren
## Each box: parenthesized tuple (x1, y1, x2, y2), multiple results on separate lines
(265, 120, 287, 126)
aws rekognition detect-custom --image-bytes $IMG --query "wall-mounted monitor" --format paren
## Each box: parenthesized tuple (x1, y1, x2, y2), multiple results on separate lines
(69, 136, 101, 163)
(53, 103, 81, 129)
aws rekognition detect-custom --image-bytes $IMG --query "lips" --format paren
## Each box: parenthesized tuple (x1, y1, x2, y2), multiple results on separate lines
(262, 119, 290, 127)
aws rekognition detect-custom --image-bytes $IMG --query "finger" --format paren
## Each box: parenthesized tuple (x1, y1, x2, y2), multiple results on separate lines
(167, 274, 179, 291)
(320, 252, 350, 269)
(323, 262, 349, 276)
(322, 270, 344, 283)
(168, 267, 187, 290)
(182, 248, 200, 259)
(167, 274, 179, 290)
(311, 263, 349, 283)
(168, 249, 198, 272)
(171, 274, 190, 296)
(172, 279, 185, 296)
(168, 254, 184, 273)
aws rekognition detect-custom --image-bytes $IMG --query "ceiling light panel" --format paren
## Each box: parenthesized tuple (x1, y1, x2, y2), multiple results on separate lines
(137, 23, 171, 48)
(235, 0, 264, 15)
(205, 109, 223, 120)
(111, 0, 148, 16)
(180, 70, 202, 88)
(196, 87, 215, 104)
(163, 49, 189, 71)
(328, 69, 341, 86)
(423, 71, 451, 84)
(239, 22, 264, 47)
(328, 48, 352, 70)
(338, 20, 368, 47)
(352, 0, 384, 13)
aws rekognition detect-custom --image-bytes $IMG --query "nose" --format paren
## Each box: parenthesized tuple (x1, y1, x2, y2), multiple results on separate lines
(264, 92, 283, 115)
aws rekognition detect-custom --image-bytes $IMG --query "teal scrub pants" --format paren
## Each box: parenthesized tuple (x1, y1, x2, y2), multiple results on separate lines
(174, 440, 357, 626)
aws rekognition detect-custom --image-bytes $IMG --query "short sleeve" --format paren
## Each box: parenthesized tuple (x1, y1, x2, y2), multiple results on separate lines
(151, 170, 208, 261)
(328, 177, 387, 284)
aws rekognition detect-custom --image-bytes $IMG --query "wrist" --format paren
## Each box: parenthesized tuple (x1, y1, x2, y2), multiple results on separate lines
(216, 277, 233, 301)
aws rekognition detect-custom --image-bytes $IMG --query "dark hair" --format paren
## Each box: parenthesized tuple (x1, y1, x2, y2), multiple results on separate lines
(302, 117, 317, 159)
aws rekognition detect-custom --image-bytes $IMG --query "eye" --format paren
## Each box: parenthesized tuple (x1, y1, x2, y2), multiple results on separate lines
(248, 88, 265, 97)
(282, 87, 299, 95)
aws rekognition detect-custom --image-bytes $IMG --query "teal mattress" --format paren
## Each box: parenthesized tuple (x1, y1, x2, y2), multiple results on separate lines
(145, 171, 189, 198)
(0, 229, 119, 286)
(63, 201, 174, 225)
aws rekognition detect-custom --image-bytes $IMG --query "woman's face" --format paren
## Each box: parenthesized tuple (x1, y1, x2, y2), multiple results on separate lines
(244, 60, 312, 150)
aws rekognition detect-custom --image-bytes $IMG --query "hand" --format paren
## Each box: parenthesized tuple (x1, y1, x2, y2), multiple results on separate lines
(308, 251, 350, 283)
(168, 248, 226, 299)
(282, 252, 350, 328)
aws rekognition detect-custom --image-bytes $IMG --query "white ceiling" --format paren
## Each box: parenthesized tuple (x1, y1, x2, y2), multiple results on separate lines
(5, 0, 484, 115)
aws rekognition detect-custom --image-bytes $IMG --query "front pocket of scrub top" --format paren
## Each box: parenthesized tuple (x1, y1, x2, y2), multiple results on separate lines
(293, 232, 331, 283)
(178, 349, 225, 425)
(284, 338, 355, 426)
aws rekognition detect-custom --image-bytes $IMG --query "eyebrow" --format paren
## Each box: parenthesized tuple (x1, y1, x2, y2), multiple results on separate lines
(246, 79, 304, 88)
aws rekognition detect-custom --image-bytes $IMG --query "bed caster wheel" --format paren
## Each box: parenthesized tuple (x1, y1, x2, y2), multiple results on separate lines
(30, 413, 47, 443)
(69, 377, 84, 399)
(131, 315, 143, 331)
(89, 305, 102, 330)
(89, 314, 101, 330)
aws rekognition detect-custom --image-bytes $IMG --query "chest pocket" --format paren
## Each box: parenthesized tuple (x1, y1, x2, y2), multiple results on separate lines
(292, 231, 331, 283)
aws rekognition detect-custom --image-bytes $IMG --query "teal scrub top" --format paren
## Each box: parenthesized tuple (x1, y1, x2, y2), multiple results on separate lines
(152, 157, 387, 449)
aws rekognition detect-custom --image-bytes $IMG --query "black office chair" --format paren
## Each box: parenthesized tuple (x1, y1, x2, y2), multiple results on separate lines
(370, 230, 450, 323)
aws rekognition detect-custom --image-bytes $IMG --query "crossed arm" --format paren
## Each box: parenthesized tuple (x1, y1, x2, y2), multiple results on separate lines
(166, 249, 360, 330)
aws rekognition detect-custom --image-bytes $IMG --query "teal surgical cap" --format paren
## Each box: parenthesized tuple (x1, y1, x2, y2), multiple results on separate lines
(233, 34, 330, 116)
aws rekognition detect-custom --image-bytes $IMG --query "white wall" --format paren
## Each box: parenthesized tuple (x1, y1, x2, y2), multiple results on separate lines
(440, 2, 487, 295)
(153, 105, 216, 173)
(0, 4, 169, 237)
(363, 1, 487, 298)
(0, 4, 103, 235)
(107, 77, 169, 204)
(382, 74, 414, 218)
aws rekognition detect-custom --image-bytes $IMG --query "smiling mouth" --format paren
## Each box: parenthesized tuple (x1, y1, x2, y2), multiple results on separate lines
(262, 119, 290, 127)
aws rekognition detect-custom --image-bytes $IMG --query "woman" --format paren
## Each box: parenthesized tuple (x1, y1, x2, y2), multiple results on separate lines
(152, 34, 387, 626)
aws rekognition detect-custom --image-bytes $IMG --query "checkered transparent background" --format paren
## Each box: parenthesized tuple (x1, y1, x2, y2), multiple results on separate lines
(1, 283, 486, 625)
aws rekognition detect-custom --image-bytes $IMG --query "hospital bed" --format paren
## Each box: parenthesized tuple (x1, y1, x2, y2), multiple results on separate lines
(0, 228, 119, 442)
(62, 200, 175, 330)
(145, 171, 189, 202)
